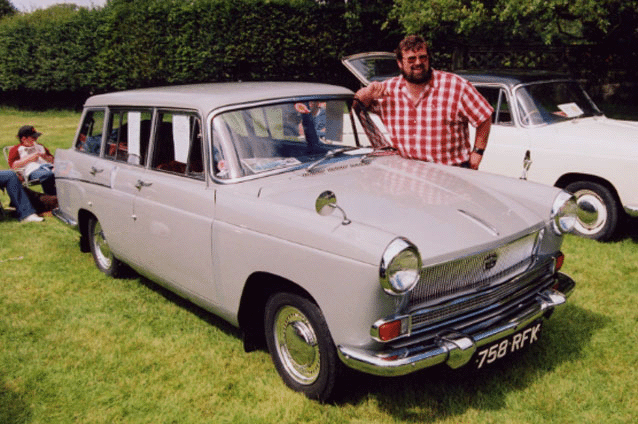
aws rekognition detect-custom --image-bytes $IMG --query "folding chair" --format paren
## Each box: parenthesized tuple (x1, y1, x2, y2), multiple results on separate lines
(3, 145, 40, 187)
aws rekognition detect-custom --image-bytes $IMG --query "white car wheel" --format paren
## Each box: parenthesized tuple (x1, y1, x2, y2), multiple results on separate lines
(88, 216, 123, 277)
(265, 292, 340, 401)
(566, 181, 620, 241)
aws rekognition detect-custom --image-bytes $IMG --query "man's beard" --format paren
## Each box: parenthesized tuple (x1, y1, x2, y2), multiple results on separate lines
(401, 66, 432, 84)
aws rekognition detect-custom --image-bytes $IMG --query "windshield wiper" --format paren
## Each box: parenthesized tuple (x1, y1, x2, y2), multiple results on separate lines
(359, 146, 397, 164)
(306, 147, 359, 173)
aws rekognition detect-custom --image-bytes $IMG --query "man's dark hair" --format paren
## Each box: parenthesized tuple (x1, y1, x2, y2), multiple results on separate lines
(395, 35, 429, 61)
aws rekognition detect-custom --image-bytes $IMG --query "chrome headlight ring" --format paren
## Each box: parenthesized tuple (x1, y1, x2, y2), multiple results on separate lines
(551, 190, 578, 235)
(379, 237, 422, 296)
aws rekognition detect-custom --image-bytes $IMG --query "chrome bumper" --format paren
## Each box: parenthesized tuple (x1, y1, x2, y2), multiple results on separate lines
(337, 273, 575, 377)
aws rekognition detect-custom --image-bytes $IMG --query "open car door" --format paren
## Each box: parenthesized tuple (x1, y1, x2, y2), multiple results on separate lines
(341, 52, 398, 86)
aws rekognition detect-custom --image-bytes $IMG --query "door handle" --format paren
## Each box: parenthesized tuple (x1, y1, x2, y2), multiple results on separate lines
(90, 166, 104, 176)
(521, 150, 532, 180)
(135, 180, 152, 190)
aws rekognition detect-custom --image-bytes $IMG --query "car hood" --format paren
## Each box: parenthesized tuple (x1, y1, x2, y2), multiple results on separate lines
(217, 156, 557, 265)
(541, 116, 638, 153)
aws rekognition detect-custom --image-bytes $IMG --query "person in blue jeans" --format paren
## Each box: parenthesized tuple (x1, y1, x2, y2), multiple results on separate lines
(7, 125, 56, 196)
(0, 170, 43, 222)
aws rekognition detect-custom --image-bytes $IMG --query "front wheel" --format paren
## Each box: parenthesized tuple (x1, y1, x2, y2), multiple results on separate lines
(264, 292, 341, 402)
(565, 181, 621, 241)
(87, 216, 123, 277)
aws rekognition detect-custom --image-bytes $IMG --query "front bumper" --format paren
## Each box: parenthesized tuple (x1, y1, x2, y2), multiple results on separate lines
(337, 272, 575, 377)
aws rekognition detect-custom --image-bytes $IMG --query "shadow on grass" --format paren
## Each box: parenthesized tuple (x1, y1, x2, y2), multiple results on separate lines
(333, 304, 608, 421)
(0, 381, 31, 424)
(114, 269, 608, 419)
(616, 216, 638, 242)
(135, 275, 242, 340)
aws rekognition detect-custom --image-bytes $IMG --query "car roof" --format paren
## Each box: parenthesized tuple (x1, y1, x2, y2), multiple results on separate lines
(84, 82, 354, 115)
(456, 70, 573, 87)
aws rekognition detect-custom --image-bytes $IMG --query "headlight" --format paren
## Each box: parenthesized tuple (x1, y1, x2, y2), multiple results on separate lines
(380, 238, 422, 296)
(551, 191, 578, 234)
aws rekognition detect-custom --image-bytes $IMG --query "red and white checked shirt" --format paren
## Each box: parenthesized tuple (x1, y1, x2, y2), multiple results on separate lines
(370, 70, 493, 165)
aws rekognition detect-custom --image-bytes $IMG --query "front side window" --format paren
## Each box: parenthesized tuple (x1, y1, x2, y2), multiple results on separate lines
(75, 109, 106, 155)
(150, 111, 204, 180)
(212, 98, 375, 179)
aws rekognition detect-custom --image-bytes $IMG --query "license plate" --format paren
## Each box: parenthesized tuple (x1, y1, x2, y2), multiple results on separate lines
(475, 321, 542, 369)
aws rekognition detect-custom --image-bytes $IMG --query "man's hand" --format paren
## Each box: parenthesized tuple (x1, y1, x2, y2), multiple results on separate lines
(355, 82, 387, 107)
(469, 151, 483, 170)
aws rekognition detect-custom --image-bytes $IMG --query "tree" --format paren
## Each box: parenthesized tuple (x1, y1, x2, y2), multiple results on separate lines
(0, 0, 17, 19)
(389, 0, 638, 47)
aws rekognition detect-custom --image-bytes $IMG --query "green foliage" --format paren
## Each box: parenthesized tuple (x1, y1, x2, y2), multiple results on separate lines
(390, 0, 638, 47)
(0, 0, 15, 19)
(0, 5, 101, 94)
(0, 0, 399, 106)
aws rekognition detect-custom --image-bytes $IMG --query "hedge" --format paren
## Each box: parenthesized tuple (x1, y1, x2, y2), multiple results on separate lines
(0, 0, 401, 109)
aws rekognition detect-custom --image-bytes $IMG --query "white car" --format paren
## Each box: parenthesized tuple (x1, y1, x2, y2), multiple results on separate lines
(343, 52, 638, 241)
(54, 82, 577, 401)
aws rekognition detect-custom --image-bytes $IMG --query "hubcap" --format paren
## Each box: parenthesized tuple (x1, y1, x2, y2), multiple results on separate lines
(92, 221, 113, 269)
(573, 189, 606, 235)
(273, 305, 320, 385)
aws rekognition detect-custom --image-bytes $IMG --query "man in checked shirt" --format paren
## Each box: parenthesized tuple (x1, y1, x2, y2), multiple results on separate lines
(355, 35, 493, 170)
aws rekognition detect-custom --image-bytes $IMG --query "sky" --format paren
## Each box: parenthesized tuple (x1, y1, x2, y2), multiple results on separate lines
(10, 0, 108, 12)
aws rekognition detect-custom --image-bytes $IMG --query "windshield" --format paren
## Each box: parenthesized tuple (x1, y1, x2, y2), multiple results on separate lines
(515, 80, 602, 126)
(212, 98, 388, 179)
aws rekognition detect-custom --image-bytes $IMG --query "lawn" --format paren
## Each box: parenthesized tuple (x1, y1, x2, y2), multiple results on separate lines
(1, 108, 637, 423)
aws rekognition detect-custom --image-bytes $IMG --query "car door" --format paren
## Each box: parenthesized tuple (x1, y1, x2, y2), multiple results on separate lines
(85, 108, 154, 264)
(471, 85, 532, 179)
(131, 111, 216, 301)
(341, 52, 399, 85)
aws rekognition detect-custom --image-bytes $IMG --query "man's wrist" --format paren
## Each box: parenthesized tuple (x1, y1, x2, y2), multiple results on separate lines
(472, 147, 485, 155)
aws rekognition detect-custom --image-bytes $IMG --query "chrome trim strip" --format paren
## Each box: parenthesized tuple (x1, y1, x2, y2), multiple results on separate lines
(457, 209, 500, 236)
(337, 273, 574, 377)
(52, 208, 78, 229)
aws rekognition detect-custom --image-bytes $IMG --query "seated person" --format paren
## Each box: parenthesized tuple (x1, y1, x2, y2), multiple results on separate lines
(0, 170, 43, 222)
(8, 125, 56, 196)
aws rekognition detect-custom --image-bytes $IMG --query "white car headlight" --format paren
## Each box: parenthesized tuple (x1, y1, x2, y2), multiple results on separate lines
(380, 238, 422, 296)
(551, 191, 578, 234)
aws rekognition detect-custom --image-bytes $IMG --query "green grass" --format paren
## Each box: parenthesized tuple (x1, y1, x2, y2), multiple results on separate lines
(1, 109, 637, 423)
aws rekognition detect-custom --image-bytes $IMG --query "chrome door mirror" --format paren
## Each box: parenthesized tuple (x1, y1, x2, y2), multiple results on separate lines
(315, 190, 351, 225)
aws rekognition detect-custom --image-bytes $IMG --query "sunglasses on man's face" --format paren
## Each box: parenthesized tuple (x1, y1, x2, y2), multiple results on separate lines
(404, 55, 429, 64)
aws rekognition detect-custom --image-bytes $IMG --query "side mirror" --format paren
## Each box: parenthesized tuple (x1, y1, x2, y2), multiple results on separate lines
(315, 190, 351, 225)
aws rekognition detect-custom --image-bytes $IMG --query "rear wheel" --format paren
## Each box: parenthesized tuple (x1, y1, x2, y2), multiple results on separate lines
(264, 292, 341, 402)
(566, 181, 621, 241)
(88, 216, 123, 277)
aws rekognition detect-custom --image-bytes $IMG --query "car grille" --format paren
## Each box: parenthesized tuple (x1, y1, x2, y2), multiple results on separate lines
(409, 260, 553, 330)
(409, 231, 540, 309)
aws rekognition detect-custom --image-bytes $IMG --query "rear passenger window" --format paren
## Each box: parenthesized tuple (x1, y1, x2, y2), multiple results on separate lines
(151, 111, 204, 180)
(106, 109, 152, 165)
(76, 109, 105, 155)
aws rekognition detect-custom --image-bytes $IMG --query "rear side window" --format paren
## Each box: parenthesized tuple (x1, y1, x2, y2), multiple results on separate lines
(105, 109, 153, 165)
(150, 111, 204, 180)
(75, 109, 106, 155)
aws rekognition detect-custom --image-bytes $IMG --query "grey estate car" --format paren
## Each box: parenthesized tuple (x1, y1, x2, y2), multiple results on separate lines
(54, 82, 578, 401)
